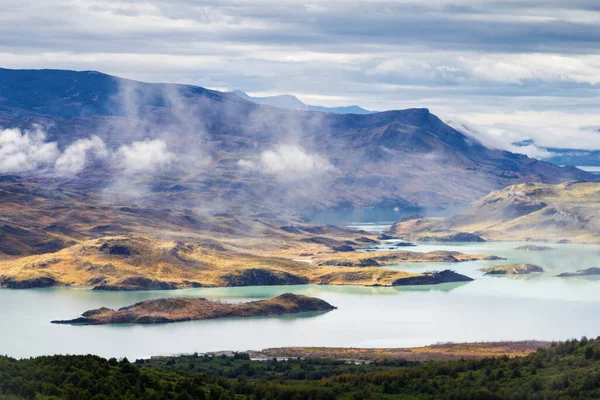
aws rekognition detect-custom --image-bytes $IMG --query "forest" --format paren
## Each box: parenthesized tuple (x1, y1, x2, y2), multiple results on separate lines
(2, 338, 600, 399)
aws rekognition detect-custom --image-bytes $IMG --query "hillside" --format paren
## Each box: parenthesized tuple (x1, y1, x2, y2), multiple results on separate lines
(0, 67, 595, 215)
(388, 181, 600, 243)
(0, 235, 494, 289)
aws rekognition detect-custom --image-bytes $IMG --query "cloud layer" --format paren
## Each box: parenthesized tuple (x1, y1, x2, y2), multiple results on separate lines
(1, 0, 600, 152)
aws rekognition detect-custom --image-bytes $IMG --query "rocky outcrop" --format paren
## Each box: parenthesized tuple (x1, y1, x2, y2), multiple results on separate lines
(391, 270, 473, 286)
(315, 251, 503, 268)
(515, 245, 555, 251)
(556, 267, 600, 278)
(221, 269, 308, 286)
(421, 233, 485, 243)
(394, 242, 416, 247)
(0, 276, 59, 289)
(51, 293, 336, 325)
(480, 264, 545, 275)
(92, 277, 179, 291)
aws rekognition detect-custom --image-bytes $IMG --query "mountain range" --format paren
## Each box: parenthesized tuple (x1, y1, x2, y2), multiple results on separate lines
(0, 67, 596, 217)
(231, 90, 373, 114)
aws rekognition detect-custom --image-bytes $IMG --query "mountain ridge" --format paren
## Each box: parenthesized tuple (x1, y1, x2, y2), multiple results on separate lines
(231, 90, 374, 114)
(0, 67, 596, 214)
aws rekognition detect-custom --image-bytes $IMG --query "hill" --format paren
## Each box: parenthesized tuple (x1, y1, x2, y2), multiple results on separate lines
(0, 67, 596, 215)
(0, 235, 493, 288)
(388, 181, 600, 243)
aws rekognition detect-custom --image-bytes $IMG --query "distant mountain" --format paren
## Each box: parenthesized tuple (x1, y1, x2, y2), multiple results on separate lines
(512, 139, 600, 167)
(0, 67, 596, 215)
(232, 90, 374, 114)
(387, 181, 600, 243)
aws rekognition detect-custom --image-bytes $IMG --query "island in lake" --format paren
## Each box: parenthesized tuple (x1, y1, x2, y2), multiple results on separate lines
(480, 264, 545, 276)
(51, 293, 336, 325)
(556, 267, 600, 278)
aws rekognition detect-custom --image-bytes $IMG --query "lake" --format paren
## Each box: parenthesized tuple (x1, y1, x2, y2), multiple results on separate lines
(304, 206, 462, 233)
(2, 241, 600, 359)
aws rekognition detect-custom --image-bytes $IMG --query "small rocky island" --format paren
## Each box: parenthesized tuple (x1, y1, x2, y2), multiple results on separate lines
(556, 267, 600, 278)
(51, 294, 336, 325)
(480, 264, 545, 275)
(391, 270, 474, 285)
(514, 245, 555, 251)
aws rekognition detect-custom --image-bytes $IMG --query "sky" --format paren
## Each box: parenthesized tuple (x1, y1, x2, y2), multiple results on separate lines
(1, 0, 600, 154)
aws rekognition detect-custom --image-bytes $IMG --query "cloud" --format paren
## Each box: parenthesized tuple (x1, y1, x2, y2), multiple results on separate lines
(54, 135, 108, 176)
(0, 127, 60, 173)
(116, 139, 175, 174)
(2, 0, 600, 151)
(0, 126, 179, 178)
(238, 144, 334, 180)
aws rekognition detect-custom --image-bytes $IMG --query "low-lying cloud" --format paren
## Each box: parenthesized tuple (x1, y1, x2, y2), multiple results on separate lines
(117, 139, 175, 175)
(0, 127, 177, 178)
(54, 136, 108, 176)
(448, 118, 600, 161)
(238, 144, 334, 180)
(0, 127, 60, 174)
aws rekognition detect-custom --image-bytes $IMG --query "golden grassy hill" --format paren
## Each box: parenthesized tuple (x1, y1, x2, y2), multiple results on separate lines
(388, 181, 600, 243)
(0, 235, 494, 289)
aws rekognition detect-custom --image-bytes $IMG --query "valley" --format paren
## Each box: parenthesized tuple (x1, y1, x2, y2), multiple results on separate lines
(1, 68, 599, 378)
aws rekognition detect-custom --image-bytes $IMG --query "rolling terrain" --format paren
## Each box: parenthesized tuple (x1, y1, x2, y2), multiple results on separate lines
(0, 234, 495, 289)
(1, 68, 598, 289)
(388, 181, 600, 243)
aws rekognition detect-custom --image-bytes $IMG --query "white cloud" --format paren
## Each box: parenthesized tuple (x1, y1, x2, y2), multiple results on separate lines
(238, 144, 334, 180)
(0, 127, 60, 173)
(54, 135, 108, 176)
(117, 139, 175, 174)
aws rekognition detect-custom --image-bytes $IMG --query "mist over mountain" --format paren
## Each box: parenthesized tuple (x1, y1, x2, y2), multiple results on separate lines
(0, 67, 596, 216)
(231, 90, 374, 114)
(511, 139, 600, 167)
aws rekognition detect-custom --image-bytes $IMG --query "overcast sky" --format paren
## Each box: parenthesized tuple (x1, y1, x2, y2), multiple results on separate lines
(2, 0, 600, 152)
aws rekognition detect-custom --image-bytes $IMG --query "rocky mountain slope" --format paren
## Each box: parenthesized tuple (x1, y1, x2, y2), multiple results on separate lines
(0, 67, 595, 215)
(387, 181, 600, 243)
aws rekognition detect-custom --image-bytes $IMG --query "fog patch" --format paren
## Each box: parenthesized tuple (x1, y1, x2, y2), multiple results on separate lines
(54, 136, 108, 176)
(0, 127, 59, 173)
(117, 139, 175, 175)
(239, 144, 334, 180)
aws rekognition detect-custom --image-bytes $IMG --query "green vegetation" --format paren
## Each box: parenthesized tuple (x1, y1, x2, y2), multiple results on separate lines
(3, 338, 600, 399)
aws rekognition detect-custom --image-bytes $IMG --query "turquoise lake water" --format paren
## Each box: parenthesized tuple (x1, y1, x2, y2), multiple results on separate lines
(2, 241, 600, 359)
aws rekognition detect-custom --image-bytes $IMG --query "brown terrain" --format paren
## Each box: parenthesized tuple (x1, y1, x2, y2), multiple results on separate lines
(245, 341, 552, 362)
(480, 264, 545, 276)
(51, 293, 336, 325)
(0, 234, 496, 289)
(387, 182, 600, 243)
